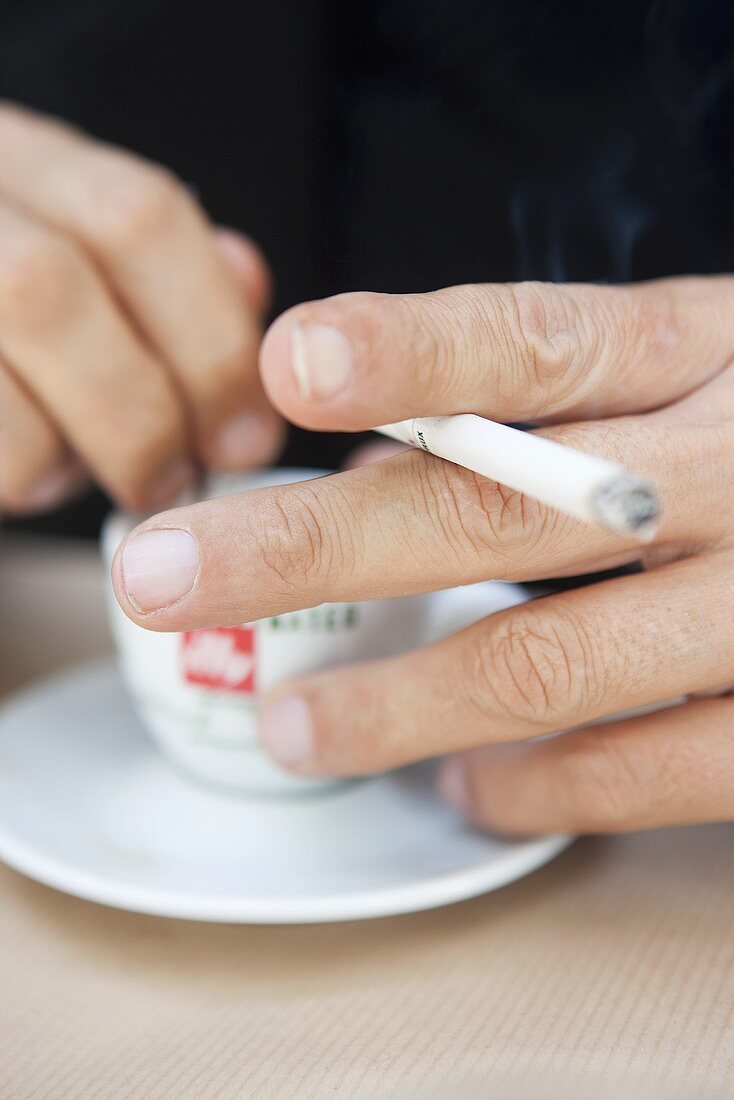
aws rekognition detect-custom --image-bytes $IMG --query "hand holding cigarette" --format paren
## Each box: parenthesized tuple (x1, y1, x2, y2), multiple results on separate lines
(116, 276, 734, 838)
(376, 414, 659, 539)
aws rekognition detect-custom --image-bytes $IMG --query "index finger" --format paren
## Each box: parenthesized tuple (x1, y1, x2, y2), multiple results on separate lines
(259, 276, 734, 430)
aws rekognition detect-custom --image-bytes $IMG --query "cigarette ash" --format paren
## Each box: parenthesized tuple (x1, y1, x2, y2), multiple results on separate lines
(593, 476, 660, 541)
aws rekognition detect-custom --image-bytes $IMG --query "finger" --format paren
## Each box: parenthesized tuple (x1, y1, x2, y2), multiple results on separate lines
(254, 552, 734, 778)
(0, 104, 278, 469)
(210, 226, 285, 467)
(259, 276, 734, 431)
(0, 359, 87, 512)
(0, 196, 194, 509)
(213, 227, 273, 319)
(437, 695, 734, 835)
(111, 410, 729, 628)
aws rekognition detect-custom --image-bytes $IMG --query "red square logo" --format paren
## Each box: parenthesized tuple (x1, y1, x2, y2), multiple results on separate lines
(181, 627, 256, 693)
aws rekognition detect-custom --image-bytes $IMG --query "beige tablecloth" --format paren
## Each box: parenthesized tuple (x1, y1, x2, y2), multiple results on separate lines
(1, 535, 733, 1098)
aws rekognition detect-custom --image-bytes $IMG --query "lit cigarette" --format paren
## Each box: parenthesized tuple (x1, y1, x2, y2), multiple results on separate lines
(376, 415, 660, 539)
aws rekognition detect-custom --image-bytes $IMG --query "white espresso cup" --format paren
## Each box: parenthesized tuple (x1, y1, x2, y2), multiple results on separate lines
(101, 467, 431, 795)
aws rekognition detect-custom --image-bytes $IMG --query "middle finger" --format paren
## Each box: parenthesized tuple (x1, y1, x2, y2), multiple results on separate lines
(261, 276, 734, 431)
(112, 407, 729, 628)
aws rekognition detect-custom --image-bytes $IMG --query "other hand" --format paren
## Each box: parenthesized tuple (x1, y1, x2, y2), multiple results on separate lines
(0, 103, 281, 514)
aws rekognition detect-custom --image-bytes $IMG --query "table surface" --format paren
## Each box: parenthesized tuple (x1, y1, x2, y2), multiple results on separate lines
(1, 534, 733, 1099)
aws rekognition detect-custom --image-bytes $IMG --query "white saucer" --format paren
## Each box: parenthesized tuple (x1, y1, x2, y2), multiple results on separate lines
(0, 592, 571, 924)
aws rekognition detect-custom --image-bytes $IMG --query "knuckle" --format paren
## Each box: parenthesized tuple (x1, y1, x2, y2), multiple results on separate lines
(502, 283, 586, 399)
(94, 397, 184, 506)
(416, 458, 558, 573)
(479, 481, 531, 545)
(0, 234, 84, 325)
(89, 165, 184, 252)
(498, 282, 628, 415)
(399, 287, 488, 405)
(360, 283, 598, 415)
(556, 739, 641, 831)
(253, 485, 353, 598)
(413, 460, 496, 569)
(471, 607, 597, 728)
(476, 475, 566, 561)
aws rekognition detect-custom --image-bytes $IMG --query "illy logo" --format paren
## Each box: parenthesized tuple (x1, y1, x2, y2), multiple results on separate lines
(181, 627, 256, 693)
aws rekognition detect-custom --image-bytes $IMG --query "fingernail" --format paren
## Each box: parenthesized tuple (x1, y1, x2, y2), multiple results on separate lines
(120, 528, 199, 613)
(146, 457, 196, 509)
(24, 464, 86, 510)
(290, 321, 354, 400)
(211, 411, 277, 468)
(258, 694, 314, 770)
(214, 228, 252, 278)
(438, 758, 469, 814)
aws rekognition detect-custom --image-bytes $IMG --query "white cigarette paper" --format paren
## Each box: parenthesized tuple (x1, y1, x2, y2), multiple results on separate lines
(377, 415, 659, 539)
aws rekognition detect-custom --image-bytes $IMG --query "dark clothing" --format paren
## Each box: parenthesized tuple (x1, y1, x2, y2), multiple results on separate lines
(3, 0, 732, 536)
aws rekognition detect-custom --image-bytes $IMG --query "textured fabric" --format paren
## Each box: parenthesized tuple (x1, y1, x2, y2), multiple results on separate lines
(1, 538, 734, 1097)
